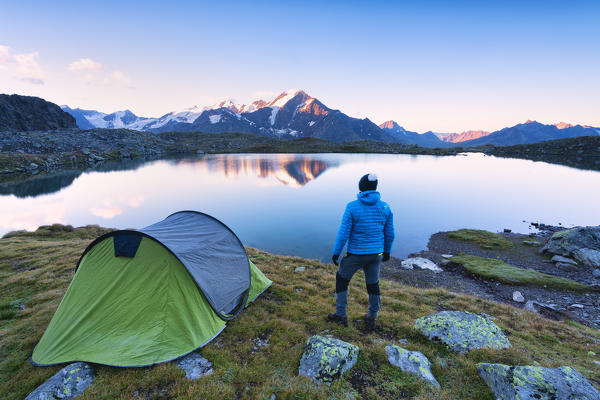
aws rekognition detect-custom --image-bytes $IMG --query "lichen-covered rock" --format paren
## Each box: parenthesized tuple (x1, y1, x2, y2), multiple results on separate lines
(478, 363, 600, 400)
(385, 344, 440, 388)
(25, 362, 94, 400)
(298, 335, 359, 385)
(400, 257, 443, 273)
(174, 352, 213, 380)
(573, 248, 600, 268)
(541, 226, 600, 258)
(414, 311, 510, 353)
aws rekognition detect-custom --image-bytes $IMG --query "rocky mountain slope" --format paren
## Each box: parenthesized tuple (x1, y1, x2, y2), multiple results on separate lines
(0, 95, 76, 132)
(62, 91, 416, 144)
(459, 120, 600, 146)
(378, 121, 449, 147)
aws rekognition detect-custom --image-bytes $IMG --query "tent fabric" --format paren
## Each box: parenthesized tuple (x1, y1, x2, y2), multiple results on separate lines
(140, 211, 251, 319)
(31, 212, 272, 367)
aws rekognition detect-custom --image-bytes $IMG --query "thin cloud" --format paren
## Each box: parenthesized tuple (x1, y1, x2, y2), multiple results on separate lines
(69, 57, 132, 87)
(68, 58, 103, 72)
(0, 44, 45, 84)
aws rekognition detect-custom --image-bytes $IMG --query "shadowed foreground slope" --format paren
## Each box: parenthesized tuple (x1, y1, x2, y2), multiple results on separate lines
(0, 225, 599, 399)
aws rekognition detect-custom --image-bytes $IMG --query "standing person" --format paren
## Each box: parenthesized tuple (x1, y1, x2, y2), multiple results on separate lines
(328, 173, 395, 330)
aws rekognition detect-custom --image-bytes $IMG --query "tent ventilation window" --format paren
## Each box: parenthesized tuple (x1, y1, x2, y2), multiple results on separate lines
(113, 232, 143, 258)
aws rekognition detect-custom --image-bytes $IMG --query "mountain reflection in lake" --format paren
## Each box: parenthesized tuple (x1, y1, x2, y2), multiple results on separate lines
(175, 154, 333, 187)
(1, 153, 599, 260)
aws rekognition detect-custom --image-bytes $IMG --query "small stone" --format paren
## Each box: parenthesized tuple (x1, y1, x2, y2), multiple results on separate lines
(512, 291, 525, 303)
(594, 360, 600, 366)
(593, 269, 600, 278)
(551, 255, 578, 265)
(569, 304, 585, 309)
(29, 162, 39, 169)
(295, 288, 303, 292)
(504, 228, 512, 233)
(400, 257, 443, 273)
(385, 344, 440, 388)
(174, 353, 213, 380)
(588, 351, 596, 356)
(294, 266, 306, 272)
(398, 339, 409, 345)
(441, 254, 453, 259)
(555, 262, 578, 272)
(522, 240, 541, 246)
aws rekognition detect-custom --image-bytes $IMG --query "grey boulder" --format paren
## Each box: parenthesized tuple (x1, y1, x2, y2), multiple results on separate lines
(541, 226, 600, 258)
(298, 335, 359, 385)
(26, 362, 94, 400)
(175, 352, 213, 380)
(478, 363, 600, 400)
(414, 311, 511, 353)
(573, 248, 600, 268)
(385, 344, 440, 388)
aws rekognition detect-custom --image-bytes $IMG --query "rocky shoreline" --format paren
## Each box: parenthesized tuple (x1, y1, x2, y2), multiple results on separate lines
(1, 128, 599, 183)
(383, 224, 600, 330)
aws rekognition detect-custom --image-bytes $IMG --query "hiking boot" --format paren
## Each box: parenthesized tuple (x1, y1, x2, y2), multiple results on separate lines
(327, 313, 348, 327)
(365, 315, 376, 331)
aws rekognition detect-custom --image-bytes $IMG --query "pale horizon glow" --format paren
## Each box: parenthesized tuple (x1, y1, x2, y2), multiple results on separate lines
(1, 1, 599, 133)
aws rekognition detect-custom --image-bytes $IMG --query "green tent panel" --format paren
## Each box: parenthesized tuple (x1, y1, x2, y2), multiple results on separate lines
(32, 211, 271, 367)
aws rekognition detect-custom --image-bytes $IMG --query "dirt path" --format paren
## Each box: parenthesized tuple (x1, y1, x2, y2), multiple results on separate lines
(382, 226, 600, 329)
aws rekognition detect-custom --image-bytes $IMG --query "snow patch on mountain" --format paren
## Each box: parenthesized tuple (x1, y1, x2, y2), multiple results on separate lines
(269, 107, 279, 126)
(209, 114, 222, 124)
(267, 89, 300, 108)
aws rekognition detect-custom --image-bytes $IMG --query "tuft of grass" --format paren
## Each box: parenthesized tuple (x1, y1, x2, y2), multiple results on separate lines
(447, 229, 514, 250)
(2, 224, 115, 240)
(450, 254, 592, 292)
(0, 226, 599, 399)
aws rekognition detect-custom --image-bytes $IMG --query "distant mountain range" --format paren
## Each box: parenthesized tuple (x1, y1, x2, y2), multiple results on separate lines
(61, 90, 599, 147)
(62, 90, 399, 143)
(1, 90, 597, 148)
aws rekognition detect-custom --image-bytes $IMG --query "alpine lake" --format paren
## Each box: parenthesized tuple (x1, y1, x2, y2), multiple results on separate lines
(2, 152, 599, 261)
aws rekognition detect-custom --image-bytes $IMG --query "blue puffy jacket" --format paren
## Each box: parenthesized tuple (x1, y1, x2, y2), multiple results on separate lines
(333, 190, 395, 255)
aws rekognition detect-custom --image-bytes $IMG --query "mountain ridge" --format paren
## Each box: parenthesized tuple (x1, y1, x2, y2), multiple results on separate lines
(39, 91, 600, 147)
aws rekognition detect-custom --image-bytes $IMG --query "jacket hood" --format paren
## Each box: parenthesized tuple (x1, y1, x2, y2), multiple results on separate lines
(357, 190, 380, 205)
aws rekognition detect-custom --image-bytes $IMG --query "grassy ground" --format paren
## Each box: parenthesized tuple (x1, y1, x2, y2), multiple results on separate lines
(450, 254, 593, 292)
(446, 229, 514, 250)
(1, 227, 599, 399)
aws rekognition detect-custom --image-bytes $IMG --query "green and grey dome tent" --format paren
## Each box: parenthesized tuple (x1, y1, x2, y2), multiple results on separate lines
(31, 211, 272, 367)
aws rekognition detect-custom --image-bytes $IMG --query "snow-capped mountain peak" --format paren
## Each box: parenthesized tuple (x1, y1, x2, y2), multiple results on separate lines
(266, 89, 304, 108)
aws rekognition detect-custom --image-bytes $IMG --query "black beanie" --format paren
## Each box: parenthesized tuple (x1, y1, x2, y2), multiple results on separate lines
(359, 173, 378, 192)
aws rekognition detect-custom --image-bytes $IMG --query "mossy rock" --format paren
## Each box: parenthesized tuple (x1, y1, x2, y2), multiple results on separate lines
(414, 311, 510, 353)
(385, 344, 440, 388)
(25, 362, 94, 399)
(298, 335, 359, 385)
(478, 363, 600, 400)
(447, 229, 513, 250)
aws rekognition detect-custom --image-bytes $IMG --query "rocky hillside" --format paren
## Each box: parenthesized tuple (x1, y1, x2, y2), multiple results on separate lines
(484, 135, 600, 171)
(0, 95, 76, 132)
(1, 225, 599, 399)
(460, 120, 600, 146)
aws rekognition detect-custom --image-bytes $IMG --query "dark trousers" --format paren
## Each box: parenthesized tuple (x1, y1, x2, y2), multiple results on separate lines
(335, 253, 382, 318)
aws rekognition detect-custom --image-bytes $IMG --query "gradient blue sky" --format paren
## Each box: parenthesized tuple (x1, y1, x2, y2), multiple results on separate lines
(1, 0, 599, 133)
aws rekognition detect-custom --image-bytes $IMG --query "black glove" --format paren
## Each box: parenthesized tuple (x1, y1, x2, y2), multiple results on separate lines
(332, 254, 339, 266)
(382, 252, 390, 262)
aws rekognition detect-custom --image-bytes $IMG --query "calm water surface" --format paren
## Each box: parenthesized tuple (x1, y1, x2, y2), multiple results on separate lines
(2, 153, 599, 260)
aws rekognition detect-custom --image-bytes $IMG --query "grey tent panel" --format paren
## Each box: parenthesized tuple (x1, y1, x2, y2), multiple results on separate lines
(140, 211, 251, 319)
